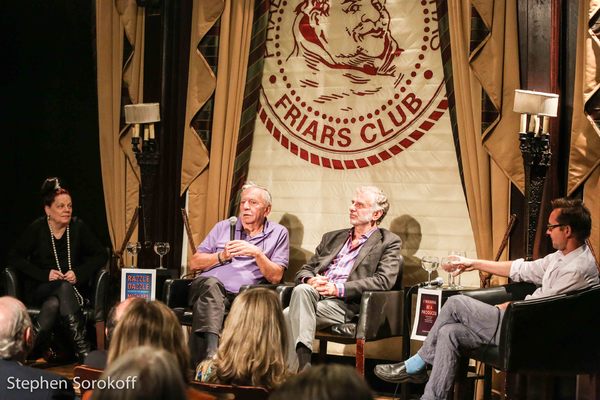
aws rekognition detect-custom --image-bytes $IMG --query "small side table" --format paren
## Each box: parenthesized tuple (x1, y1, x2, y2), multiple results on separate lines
(400, 285, 479, 399)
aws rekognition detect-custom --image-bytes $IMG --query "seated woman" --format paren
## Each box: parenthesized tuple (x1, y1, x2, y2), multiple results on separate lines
(97, 299, 213, 400)
(196, 287, 288, 390)
(9, 177, 107, 362)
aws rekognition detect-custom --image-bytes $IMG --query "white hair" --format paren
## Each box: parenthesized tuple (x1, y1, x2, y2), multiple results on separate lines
(0, 296, 31, 359)
(241, 182, 272, 207)
(356, 186, 390, 224)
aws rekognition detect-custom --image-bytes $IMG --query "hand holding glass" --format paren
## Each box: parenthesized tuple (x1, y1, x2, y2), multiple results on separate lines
(421, 256, 439, 288)
(126, 242, 141, 268)
(448, 251, 466, 288)
(441, 257, 455, 288)
(154, 242, 170, 269)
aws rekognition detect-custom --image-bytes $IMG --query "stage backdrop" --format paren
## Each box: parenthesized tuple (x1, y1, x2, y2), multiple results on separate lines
(248, 0, 478, 357)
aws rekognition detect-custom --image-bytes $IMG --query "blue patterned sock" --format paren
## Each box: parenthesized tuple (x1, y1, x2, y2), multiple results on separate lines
(405, 353, 426, 374)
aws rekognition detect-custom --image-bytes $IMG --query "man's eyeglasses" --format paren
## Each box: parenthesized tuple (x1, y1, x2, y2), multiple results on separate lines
(546, 223, 565, 231)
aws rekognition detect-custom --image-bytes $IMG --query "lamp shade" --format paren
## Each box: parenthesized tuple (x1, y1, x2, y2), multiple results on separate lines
(124, 103, 161, 124)
(513, 90, 559, 117)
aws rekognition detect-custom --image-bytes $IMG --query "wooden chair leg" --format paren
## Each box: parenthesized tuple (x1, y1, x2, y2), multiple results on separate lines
(355, 339, 365, 376)
(483, 365, 492, 400)
(319, 339, 327, 364)
(452, 356, 470, 400)
(95, 321, 105, 350)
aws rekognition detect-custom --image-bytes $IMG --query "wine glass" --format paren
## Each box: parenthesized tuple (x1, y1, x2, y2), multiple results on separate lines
(421, 256, 439, 288)
(154, 242, 170, 269)
(126, 242, 141, 268)
(441, 256, 456, 289)
(449, 250, 466, 288)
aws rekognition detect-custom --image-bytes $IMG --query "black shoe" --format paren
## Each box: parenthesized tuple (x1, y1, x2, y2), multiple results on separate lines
(374, 362, 429, 384)
(61, 312, 91, 363)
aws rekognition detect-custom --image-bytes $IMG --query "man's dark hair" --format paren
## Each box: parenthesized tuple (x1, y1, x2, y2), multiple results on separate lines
(551, 197, 591, 243)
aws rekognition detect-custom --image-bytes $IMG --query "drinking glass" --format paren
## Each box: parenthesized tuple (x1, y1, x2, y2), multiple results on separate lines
(154, 242, 170, 269)
(126, 242, 141, 268)
(449, 250, 466, 288)
(440, 256, 455, 289)
(421, 256, 439, 288)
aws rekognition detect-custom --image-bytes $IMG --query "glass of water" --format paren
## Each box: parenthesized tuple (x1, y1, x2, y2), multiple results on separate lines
(421, 256, 439, 288)
(448, 250, 466, 288)
(153, 242, 170, 269)
(126, 242, 141, 268)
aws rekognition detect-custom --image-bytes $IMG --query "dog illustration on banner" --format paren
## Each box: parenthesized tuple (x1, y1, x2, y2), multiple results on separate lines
(290, 0, 404, 92)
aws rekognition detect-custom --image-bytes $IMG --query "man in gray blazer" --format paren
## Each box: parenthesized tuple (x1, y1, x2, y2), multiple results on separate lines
(284, 186, 402, 372)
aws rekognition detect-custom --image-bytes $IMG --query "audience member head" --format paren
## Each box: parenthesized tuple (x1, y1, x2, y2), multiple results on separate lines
(105, 297, 140, 346)
(270, 364, 374, 400)
(0, 296, 33, 361)
(355, 186, 390, 224)
(91, 346, 187, 400)
(211, 287, 287, 389)
(107, 300, 189, 381)
(550, 197, 592, 244)
(41, 177, 71, 207)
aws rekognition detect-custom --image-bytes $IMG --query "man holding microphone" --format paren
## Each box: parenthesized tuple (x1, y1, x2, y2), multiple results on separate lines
(188, 182, 289, 366)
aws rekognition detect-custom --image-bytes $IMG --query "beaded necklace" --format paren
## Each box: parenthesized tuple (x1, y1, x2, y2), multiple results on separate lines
(47, 218, 84, 306)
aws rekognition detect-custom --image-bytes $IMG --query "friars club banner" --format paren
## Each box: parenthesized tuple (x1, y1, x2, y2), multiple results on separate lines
(248, 0, 478, 295)
(259, 0, 445, 168)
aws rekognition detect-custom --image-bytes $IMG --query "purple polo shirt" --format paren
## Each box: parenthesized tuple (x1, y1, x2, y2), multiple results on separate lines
(197, 218, 289, 293)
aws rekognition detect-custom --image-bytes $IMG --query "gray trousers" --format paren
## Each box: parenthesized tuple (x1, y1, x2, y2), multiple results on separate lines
(283, 283, 355, 372)
(418, 295, 504, 400)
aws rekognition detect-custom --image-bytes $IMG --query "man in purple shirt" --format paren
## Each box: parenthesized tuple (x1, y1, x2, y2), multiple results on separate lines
(284, 186, 402, 372)
(188, 182, 289, 365)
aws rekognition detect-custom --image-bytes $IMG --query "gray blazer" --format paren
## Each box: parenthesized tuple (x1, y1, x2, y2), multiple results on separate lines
(295, 228, 402, 311)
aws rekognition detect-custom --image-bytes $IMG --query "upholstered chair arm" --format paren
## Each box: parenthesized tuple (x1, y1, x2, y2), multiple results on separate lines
(460, 282, 537, 305)
(355, 290, 404, 340)
(162, 278, 193, 308)
(1, 267, 19, 298)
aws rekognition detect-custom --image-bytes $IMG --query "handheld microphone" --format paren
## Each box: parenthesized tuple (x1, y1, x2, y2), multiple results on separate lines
(417, 277, 444, 288)
(228, 216, 238, 241)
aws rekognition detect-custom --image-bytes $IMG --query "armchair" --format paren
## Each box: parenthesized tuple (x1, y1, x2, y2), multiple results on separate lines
(279, 255, 404, 376)
(456, 282, 600, 399)
(1, 265, 110, 350)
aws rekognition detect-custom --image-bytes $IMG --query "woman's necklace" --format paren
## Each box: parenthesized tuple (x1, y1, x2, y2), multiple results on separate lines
(47, 218, 84, 306)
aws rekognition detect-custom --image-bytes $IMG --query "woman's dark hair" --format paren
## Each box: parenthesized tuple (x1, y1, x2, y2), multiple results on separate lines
(41, 177, 70, 207)
(269, 364, 373, 400)
(551, 197, 592, 243)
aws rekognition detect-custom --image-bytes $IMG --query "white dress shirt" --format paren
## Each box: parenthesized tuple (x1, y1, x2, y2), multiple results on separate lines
(510, 244, 599, 300)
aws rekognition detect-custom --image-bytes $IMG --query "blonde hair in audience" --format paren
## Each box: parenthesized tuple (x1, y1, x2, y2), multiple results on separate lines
(91, 346, 187, 400)
(107, 300, 190, 381)
(212, 287, 288, 389)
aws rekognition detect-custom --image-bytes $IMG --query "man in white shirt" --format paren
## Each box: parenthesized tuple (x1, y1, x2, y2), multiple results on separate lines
(374, 198, 599, 400)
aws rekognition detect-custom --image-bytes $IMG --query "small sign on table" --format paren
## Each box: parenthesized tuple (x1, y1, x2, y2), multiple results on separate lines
(410, 288, 442, 341)
(120, 268, 157, 300)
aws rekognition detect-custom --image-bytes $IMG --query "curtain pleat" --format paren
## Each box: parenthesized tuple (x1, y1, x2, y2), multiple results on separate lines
(570, 0, 600, 258)
(182, 0, 255, 268)
(96, 0, 143, 263)
(444, 0, 515, 282)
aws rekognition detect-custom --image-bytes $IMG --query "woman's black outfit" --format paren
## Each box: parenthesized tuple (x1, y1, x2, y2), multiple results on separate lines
(9, 216, 107, 362)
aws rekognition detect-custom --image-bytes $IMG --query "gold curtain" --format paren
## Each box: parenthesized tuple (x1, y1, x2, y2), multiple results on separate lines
(96, 0, 144, 260)
(446, 0, 519, 284)
(182, 0, 255, 264)
(570, 0, 600, 258)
